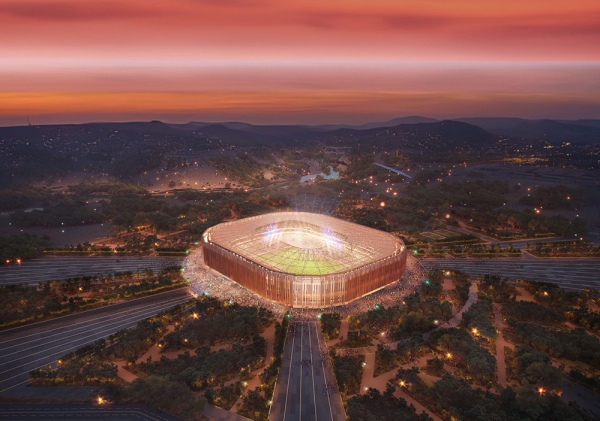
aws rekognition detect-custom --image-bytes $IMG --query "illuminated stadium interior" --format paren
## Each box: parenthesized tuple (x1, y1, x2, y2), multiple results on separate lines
(202, 212, 407, 308)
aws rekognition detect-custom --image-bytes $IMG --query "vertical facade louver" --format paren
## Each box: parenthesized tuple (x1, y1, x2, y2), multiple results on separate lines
(201, 212, 407, 308)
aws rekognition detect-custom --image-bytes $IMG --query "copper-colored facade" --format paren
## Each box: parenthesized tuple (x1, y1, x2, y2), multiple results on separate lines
(201, 212, 407, 308)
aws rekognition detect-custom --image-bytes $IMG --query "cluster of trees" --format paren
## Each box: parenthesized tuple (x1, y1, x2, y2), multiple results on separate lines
(505, 346, 564, 393)
(10, 196, 106, 227)
(0, 284, 102, 328)
(504, 301, 566, 326)
(0, 186, 49, 211)
(478, 275, 517, 303)
(389, 293, 452, 340)
(460, 298, 497, 340)
(397, 370, 592, 421)
(375, 333, 428, 376)
(347, 386, 433, 421)
(105, 187, 289, 234)
(506, 321, 600, 367)
(405, 179, 509, 214)
(237, 388, 271, 421)
(519, 184, 590, 210)
(68, 179, 147, 196)
(320, 312, 341, 341)
(343, 154, 379, 180)
(0, 283, 50, 327)
(449, 271, 472, 308)
(141, 335, 267, 389)
(349, 304, 402, 333)
(424, 357, 445, 377)
(427, 328, 497, 385)
(105, 315, 174, 362)
(113, 153, 162, 178)
(412, 168, 450, 185)
(103, 275, 184, 301)
(340, 329, 372, 348)
(163, 298, 273, 349)
(568, 369, 600, 394)
(0, 233, 51, 263)
(258, 315, 289, 406)
(440, 243, 521, 257)
(456, 207, 588, 238)
(330, 350, 364, 396)
(1, 268, 186, 329)
(527, 240, 600, 257)
(204, 382, 241, 410)
(520, 280, 592, 307)
(421, 271, 444, 297)
(208, 153, 268, 187)
(30, 357, 117, 385)
(514, 280, 600, 333)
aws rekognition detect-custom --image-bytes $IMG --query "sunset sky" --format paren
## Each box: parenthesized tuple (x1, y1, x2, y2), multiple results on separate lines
(1, 0, 599, 125)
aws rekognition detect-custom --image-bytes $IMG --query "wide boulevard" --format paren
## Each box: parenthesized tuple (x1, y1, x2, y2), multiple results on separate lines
(421, 257, 600, 290)
(0, 287, 192, 395)
(0, 256, 185, 286)
(269, 321, 346, 421)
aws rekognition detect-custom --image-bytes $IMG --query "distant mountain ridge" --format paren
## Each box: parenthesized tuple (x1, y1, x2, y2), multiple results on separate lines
(455, 118, 600, 144)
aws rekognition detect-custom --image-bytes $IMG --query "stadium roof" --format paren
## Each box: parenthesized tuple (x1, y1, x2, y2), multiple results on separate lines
(203, 212, 403, 276)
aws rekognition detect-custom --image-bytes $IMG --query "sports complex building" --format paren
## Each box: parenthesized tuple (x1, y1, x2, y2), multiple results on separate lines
(201, 212, 407, 308)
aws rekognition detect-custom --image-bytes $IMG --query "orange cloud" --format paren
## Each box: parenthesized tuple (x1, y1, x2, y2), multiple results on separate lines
(0, 0, 598, 123)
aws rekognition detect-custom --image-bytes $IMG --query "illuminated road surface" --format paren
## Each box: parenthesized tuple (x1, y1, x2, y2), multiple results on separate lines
(269, 321, 346, 421)
(421, 258, 600, 290)
(0, 256, 184, 285)
(0, 288, 191, 395)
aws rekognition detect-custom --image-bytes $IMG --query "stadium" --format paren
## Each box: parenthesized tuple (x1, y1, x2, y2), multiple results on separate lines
(201, 212, 407, 308)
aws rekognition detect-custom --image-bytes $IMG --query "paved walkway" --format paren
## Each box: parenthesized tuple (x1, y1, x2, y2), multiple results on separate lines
(115, 361, 138, 382)
(359, 353, 376, 392)
(358, 353, 440, 421)
(227, 323, 277, 412)
(494, 304, 507, 387)
(515, 287, 535, 302)
(326, 320, 349, 347)
(439, 283, 478, 329)
(394, 388, 442, 421)
(136, 325, 175, 364)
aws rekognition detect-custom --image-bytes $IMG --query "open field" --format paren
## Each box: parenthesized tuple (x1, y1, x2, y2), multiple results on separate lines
(257, 246, 346, 276)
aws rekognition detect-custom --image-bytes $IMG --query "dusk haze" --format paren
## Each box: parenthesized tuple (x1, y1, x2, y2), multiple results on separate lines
(1, 0, 599, 124)
(0, 1, 599, 421)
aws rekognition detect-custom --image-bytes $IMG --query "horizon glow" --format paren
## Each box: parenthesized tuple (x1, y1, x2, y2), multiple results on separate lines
(0, 0, 599, 125)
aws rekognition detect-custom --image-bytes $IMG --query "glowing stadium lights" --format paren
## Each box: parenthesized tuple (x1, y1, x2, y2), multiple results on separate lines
(202, 212, 407, 307)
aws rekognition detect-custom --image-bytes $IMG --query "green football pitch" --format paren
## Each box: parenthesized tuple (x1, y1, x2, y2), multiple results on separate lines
(256, 246, 345, 275)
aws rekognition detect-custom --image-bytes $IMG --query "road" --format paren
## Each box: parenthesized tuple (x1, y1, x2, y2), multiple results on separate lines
(0, 287, 192, 395)
(269, 321, 346, 421)
(0, 256, 184, 286)
(421, 258, 600, 291)
(0, 404, 182, 421)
